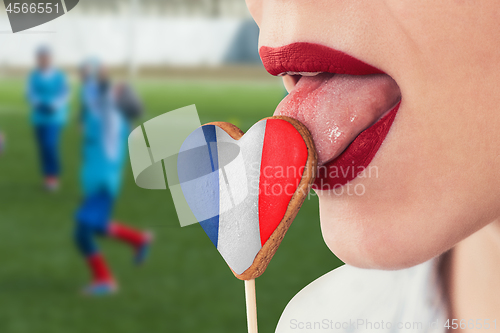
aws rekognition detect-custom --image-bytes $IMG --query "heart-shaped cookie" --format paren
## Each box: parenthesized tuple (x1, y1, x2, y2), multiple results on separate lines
(177, 116, 317, 280)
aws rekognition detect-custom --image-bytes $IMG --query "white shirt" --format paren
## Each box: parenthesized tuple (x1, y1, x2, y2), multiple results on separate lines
(276, 259, 448, 333)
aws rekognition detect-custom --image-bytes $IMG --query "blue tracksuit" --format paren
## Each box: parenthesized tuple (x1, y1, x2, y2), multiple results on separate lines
(75, 80, 130, 255)
(27, 68, 69, 177)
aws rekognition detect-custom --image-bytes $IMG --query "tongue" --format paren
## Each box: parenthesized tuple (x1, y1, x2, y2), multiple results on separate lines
(275, 73, 401, 165)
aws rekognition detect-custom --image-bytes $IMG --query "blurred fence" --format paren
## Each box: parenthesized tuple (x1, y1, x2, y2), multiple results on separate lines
(80, 0, 249, 18)
(0, 0, 260, 70)
(0, 0, 250, 17)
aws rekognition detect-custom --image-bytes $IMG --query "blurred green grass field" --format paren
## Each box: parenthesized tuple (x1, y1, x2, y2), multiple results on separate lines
(0, 77, 343, 333)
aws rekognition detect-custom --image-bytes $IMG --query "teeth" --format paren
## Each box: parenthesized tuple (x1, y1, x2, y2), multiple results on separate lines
(278, 71, 323, 77)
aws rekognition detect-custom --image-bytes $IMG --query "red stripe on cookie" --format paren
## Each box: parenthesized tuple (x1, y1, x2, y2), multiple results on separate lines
(259, 119, 308, 246)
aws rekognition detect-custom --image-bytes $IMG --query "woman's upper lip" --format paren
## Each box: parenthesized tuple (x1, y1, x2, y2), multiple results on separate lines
(259, 42, 384, 76)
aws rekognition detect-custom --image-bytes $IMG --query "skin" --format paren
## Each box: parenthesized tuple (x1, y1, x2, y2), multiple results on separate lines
(37, 53, 51, 71)
(246, 0, 500, 326)
(445, 223, 500, 331)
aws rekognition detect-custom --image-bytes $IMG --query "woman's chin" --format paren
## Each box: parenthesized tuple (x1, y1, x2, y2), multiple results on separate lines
(317, 192, 447, 271)
(320, 223, 433, 270)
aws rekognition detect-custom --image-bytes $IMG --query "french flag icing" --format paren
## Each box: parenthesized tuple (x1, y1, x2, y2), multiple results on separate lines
(178, 119, 308, 274)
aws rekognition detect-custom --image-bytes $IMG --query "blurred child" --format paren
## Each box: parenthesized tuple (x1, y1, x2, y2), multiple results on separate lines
(27, 46, 69, 191)
(75, 62, 151, 295)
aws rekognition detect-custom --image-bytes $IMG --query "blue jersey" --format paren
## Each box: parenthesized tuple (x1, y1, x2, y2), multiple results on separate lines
(27, 68, 69, 125)
(80, 80, 129, 198)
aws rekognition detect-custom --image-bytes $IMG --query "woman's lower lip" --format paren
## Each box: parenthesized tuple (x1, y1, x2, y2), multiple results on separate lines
(313, 101, 401, 190)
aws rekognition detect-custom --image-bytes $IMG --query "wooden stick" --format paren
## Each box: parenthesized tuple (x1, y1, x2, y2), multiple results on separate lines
(245, 279, 258, 333)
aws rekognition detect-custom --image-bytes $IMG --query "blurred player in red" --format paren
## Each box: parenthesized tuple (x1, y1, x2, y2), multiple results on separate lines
(75, 61, 152, 295)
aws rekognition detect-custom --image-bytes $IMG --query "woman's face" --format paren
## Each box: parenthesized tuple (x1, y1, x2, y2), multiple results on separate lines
(246, 0, 500, 269)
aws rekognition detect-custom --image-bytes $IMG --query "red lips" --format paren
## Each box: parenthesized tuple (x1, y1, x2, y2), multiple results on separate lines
(259, 42, 384, 76)
(260, 42, 401, 190)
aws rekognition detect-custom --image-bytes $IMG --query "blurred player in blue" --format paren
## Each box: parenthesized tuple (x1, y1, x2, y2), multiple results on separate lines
(27, 46, 69, 191)
(75, 61, 152, 295)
